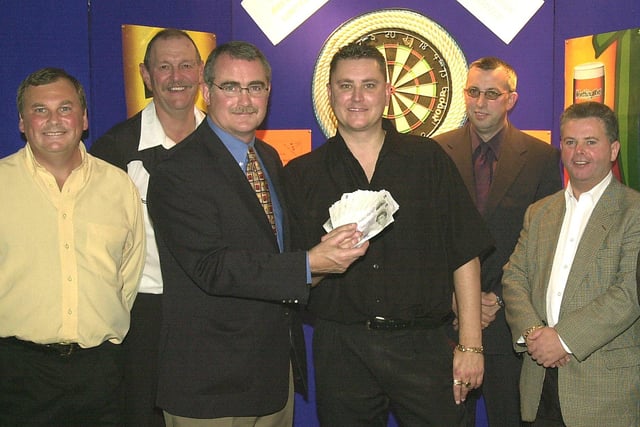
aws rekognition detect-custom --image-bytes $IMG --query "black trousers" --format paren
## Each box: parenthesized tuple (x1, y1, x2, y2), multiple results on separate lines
(313, 318, 468, 427)
(0, 338, 124, 427)
(122, 293, 165, 427)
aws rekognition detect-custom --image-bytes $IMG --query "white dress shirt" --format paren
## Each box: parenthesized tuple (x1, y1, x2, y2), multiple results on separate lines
(129, 101, 205, 294)
(546, 172, 612, 349)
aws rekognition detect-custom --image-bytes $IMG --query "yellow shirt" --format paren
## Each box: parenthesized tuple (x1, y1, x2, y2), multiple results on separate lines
(0, 143, 145, 348)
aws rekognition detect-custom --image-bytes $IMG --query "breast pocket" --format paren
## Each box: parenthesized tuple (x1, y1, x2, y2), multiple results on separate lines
(83, 222, 131, 277)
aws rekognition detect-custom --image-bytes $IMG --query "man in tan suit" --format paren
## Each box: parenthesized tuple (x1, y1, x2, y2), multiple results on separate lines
(503, 101, 640, 426)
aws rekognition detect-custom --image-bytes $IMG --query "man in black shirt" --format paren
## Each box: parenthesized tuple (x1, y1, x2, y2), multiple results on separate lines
(284, 43, 493, 425)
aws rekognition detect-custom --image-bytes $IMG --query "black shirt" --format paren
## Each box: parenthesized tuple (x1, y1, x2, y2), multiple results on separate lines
(283, 122, 494, 323)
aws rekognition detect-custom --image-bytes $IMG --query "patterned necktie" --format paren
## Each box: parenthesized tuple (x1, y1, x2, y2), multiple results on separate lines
(473, 142, 494, 215)
(246, 147, 277, 234)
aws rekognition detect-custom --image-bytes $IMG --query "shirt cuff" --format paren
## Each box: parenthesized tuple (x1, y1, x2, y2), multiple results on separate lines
(557, 334, 573, 354)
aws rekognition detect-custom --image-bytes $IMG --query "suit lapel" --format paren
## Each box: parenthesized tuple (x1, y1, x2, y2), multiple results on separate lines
(441, 125, 476, 201)
(201, 125, 280, 246)
(533, 194, 566, 316)
(439, 124, 530, 218)
(561, 181, 619, 307)
(485, 126, 527, 216)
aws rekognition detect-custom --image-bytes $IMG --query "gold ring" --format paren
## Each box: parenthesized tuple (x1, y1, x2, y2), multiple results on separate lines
(453, 379, 472, 387)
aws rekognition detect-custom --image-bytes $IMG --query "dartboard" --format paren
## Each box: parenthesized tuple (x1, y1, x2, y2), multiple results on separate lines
(312, 9, 468, 138)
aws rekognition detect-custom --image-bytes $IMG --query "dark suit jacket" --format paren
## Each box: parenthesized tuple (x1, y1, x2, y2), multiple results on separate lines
(89, 111, 143, 171)
(435, 122, 561, 354)
(147, 121, 309, 418)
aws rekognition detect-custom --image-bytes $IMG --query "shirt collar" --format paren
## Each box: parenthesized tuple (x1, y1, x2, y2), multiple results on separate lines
(24, 141, 87, 172)
(565, 171, 612, 204)
(470, 122, 507, 160)
(138, 100, 205, 151)
(207, 116, 254, 167)
(24, 141, 89, 188)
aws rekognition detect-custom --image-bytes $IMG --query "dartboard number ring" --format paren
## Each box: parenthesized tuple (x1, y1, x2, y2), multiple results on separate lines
(312, 9, 468, 139)
(360, 29, 453, 137)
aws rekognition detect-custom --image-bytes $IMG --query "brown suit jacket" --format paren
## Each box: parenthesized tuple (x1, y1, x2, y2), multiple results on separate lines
(435, 122, 561, 354)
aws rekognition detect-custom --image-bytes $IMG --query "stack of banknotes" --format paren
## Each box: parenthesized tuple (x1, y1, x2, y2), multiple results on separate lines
(323, 189, 399, 247)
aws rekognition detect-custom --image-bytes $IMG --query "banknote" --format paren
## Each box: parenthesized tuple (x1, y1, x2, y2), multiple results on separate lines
(323, 190, 399, 246)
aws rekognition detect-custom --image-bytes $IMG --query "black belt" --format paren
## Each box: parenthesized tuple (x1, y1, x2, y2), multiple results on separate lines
(1, 337, 86, 357)
(365, 313, 452, 330)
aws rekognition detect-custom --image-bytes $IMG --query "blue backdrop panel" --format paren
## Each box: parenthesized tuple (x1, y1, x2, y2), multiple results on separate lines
(0, 1, 90, 157)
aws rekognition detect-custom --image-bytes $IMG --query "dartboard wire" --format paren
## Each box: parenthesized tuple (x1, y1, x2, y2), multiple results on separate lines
(312, 8, 468, 138)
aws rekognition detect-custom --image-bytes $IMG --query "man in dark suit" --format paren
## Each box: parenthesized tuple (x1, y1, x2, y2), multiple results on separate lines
(90, 28, 205, 427)
(434, 56, 562, 426)
(147, 41, 368, 427)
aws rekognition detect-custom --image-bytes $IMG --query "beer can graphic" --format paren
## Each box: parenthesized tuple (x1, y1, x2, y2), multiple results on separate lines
(573, 62, 605, 103)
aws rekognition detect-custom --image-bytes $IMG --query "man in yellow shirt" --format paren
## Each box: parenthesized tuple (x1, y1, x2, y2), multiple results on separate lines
(0, 67, 146, 426)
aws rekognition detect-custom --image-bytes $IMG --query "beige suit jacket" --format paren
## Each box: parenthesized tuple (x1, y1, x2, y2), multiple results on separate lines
(503, 178, 640, 426)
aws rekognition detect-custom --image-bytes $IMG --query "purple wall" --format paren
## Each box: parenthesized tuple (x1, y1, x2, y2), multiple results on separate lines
(0, 1, 638, 426)
(2, 2, 638, 155)
(231, 1, 556, 150)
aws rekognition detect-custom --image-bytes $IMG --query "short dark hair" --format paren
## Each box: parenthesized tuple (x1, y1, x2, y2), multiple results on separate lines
(469, 56, 518, 92)
(560, 101, 619, 143)
(203, 41, 271, 87)
(17, 67, 87, 115)
(143, 28, 202, 69)
(329, 43, 387, 82)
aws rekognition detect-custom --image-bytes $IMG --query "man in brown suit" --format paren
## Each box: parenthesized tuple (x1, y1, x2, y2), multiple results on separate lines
(435, 56, 561, 426)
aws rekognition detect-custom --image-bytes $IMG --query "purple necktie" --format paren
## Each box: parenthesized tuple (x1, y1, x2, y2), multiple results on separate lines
(473, 142, 493, 214)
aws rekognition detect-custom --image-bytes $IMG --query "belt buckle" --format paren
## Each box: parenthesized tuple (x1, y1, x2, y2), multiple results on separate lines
(367, 316, 395, 330)
(366, 316, 384, 330)
(367, 316, 413, 330)
(48, 342, 76, 357)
